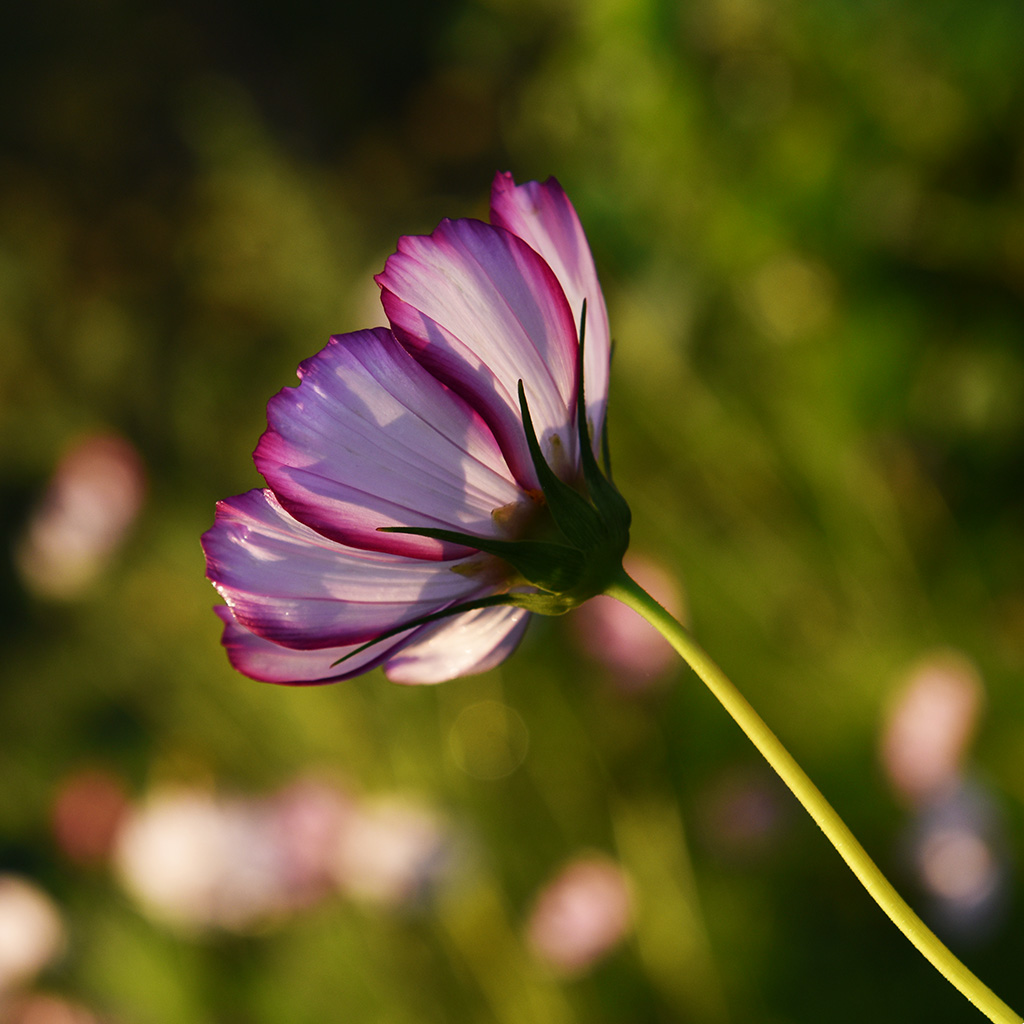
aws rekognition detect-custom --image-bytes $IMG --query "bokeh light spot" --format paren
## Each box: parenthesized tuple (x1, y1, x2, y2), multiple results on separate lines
(449, 699, 529, 780)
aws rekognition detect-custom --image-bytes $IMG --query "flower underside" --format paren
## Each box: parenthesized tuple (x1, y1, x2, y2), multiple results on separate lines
(203, 172, 625, 686)
(333, 304, 631, 667)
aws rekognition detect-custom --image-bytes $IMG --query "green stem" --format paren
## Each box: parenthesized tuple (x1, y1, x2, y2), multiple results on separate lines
(606, 567, 1021, 1024)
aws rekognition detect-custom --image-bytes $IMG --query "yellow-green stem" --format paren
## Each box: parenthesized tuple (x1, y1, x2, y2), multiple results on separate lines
(606, 567, 1020, 1024)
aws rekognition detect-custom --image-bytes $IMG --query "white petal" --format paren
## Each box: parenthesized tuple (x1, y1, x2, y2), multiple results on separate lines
(490, 173, 611, 451)
(378, 218, 579, 489)
(256, 328, 528, 561)
(384, 604, 531, 684)
(214, 606, 419, 684)
(203, 489, 491, 649)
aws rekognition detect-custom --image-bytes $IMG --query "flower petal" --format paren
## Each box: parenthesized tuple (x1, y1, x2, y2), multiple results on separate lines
(490, 173, 611, 451)
(214, 606, 419, 685)
(383, 604, 531, 685)
(202, 489, 491, 649)
(378, 218, 579, 489)
(255, 328, 528, 561)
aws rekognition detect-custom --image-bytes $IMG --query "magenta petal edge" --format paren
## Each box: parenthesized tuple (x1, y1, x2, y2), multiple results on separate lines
(202, 172, 620, 686)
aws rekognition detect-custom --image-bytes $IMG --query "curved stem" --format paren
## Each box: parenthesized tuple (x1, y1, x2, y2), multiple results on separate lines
(606, 567, 1021, 1024)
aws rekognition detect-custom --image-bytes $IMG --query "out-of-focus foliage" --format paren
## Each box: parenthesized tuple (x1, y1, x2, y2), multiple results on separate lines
(1, 0, 1022, 1021)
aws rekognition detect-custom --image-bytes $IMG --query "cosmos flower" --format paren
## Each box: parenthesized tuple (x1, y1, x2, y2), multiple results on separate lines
(203, 172, 629, 685)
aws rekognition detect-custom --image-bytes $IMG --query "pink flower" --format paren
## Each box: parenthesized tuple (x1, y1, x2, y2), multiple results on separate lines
(525, 855, 632, 974)
(203, 173, 627, 685)
(879, 651, 983, 806)
(50, 767, 130, 866)
(17, 433, 146, 599)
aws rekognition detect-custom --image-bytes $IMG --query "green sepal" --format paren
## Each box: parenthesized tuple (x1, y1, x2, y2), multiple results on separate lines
(349, 299, 635, 658)
(601, 410, 613, 477)
(517, 380, 606, 550)
(487, 301, 632, 611)
(381, 525, 584, 594)
(329, 583, 595, 669)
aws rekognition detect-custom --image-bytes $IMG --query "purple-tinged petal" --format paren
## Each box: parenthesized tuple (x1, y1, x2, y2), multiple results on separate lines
(377, 218, 579, 490)
(202, 489, 497, 649)
(491, 173, 611, 451)
(214, 606, 419, 685)
(383, 604, 531, 685)
(255, 328, 529, 561)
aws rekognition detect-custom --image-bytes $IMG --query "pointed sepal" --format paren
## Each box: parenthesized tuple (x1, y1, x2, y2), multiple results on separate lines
(517, 380, 605, 550)
(382, 525, 584, 594)
(378, 301, 633, 626)
(574, 301, 631, 536)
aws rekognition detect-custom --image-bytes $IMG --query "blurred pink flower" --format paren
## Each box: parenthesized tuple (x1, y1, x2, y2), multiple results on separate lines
(17, 434, 145, 599)
(0, 993, 102, 1024)
(880, 651, 983, 805)
(525, 854, 632, 975)
(570, 553, 684, 689)
(203, 172, 625, 686)
(696, 766, 786, 861)
(268, 777, 355, 905)
(881, 654, 1007, 941)
(51, 768, 130, 866)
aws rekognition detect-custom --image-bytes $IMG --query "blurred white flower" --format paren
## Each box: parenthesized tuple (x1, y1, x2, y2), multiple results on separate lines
(908, 781, 1009, 943)
(0, 877, 65, 994)
(332, 797, 452, 906)
(16, 434, 145, 599)
(114, 788, 286, 932)
(525, 855, 632, 975)
(114, 780, 457, 930)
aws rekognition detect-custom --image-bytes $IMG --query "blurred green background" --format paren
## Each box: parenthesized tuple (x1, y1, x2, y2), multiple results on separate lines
(2, 0, 1023, 1021)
